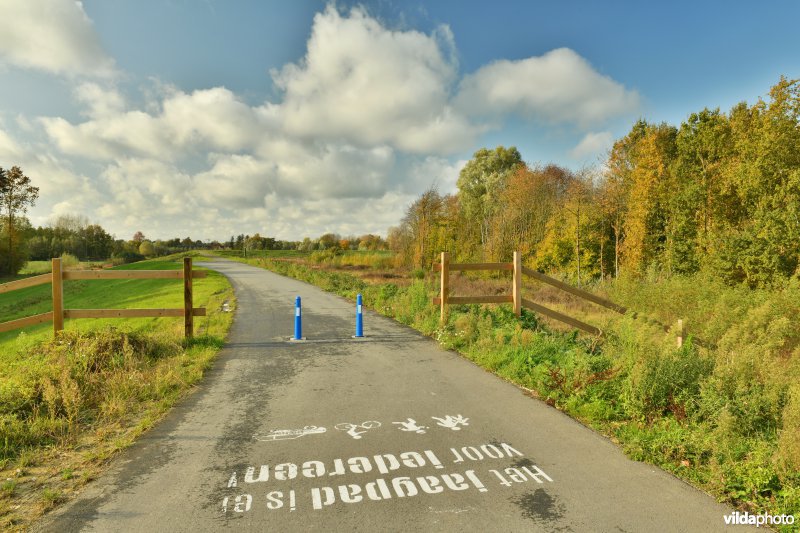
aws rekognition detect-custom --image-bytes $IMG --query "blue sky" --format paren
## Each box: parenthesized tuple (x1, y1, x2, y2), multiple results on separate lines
(0, 0, 798, 241)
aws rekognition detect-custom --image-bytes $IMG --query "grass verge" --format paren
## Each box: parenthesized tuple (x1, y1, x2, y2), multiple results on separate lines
(0, 253, 234, 530)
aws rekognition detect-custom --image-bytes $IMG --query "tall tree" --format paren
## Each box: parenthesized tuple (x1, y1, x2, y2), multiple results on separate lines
(0, 166, 39, 275)
(671, 108, 732, 273)
(563, 171, 594, 285)
(401, 187, 444, 269)
(619, 122, 677, 274)
(457, 146, 523, 259)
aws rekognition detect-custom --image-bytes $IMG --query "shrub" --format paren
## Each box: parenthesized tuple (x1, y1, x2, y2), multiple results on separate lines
(59, 253, 79, 268)
(0, 328, 182, 460)
(310, 248, 342, 264)
(623, 338, 713, 422)
(113, 251, 145, 264)
(776, 385, 800, 476)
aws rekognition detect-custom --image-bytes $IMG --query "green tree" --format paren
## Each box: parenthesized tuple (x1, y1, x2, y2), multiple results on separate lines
(671, 108, 733, 273)
(456, 146, 523, 258)
(718, 77, 800, 285)
(82, 224, 114, 260)
(0, 166, 39, 275)
(139, 240, 155, 257)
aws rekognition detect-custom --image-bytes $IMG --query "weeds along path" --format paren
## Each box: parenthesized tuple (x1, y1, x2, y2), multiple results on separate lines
(35, 258, 752, 532)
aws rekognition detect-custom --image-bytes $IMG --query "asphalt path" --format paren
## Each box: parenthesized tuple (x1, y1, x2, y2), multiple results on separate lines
(36, 258, 751, 532)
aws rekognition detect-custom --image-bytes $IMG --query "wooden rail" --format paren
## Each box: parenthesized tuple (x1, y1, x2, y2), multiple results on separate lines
(433, 251, 615, 336)
(433, 295, 513, 305)
(521, 267, 626, 314)
(0, 312, 54, 333)
(0, 273, 50, 294)
(63, 270, 207, 280)
(0, 257, 206, 339)
(434, 262, 514, 272)
(521, 299, 601, 335)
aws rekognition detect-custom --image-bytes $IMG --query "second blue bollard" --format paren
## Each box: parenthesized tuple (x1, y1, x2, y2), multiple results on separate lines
(355, 293, 364, 337)
(294, 296, 302, 340)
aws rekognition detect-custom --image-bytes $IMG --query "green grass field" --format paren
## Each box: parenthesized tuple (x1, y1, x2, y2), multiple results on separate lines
(0, 255, 234, 530)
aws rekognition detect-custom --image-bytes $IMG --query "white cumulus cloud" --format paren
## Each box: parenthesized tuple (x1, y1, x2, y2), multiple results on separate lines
(456, 48, 639, 127)
(570, 131, 614, 160)
(0, 0, 114, 77)
(273, 5, 479, 154)
(40, 86, 275, 161)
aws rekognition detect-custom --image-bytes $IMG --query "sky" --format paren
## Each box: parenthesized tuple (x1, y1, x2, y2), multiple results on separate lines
(0, 0, 798, 243)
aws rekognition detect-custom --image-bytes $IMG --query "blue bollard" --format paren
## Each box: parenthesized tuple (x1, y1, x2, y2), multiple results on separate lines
(294, 296, 302, 340)
(355, 293, 364, 338)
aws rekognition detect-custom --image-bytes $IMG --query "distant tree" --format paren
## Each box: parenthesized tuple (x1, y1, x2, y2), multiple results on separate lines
(181, 237, 193, 249)
(27, 234, 50, 261)
(357, 234, 386, 251)
(298, 237, 314, 251)
(386, 226, 408, 258)
(318, 233, 339, 249)
(132, 231, 145, 243)
(0, 166, 39, 275)
(139, 240, 155, 257)
(247, 234, 261, 250)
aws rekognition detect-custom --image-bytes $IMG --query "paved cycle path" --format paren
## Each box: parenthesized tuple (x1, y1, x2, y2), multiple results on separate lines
(36, 259, 749, 532)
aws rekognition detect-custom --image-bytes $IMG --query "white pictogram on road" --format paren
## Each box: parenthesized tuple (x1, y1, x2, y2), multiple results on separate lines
(335, 420, 381, 439)
(393, 418, 428, 434)
(432, 414, 469, 431)
(253, 426, 326, 442)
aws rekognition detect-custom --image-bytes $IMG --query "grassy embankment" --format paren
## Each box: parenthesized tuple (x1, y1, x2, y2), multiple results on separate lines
(214, 249, 800, 527)
(0, 253, 234, 530)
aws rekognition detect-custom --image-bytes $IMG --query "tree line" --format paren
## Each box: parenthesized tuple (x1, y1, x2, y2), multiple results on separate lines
(390, 77, 800, 288)
(1, 162, 388, 276)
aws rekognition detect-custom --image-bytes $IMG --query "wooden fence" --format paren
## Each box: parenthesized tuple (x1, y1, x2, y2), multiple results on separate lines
(0, 257, 206, 339)
(432, 252, 699, 346)
(433, 251, 628, 336)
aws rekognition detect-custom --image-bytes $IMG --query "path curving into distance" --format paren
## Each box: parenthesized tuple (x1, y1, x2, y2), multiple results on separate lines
(36, 258, 752, 532)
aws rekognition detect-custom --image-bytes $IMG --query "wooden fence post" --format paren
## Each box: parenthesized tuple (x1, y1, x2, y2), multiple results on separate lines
(52, 257, 64, 335)
(184, 257, 193, 339)
(440, 252, 449, 323)
(513, 251, 522, 317)
(677, 319, 684, 348)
